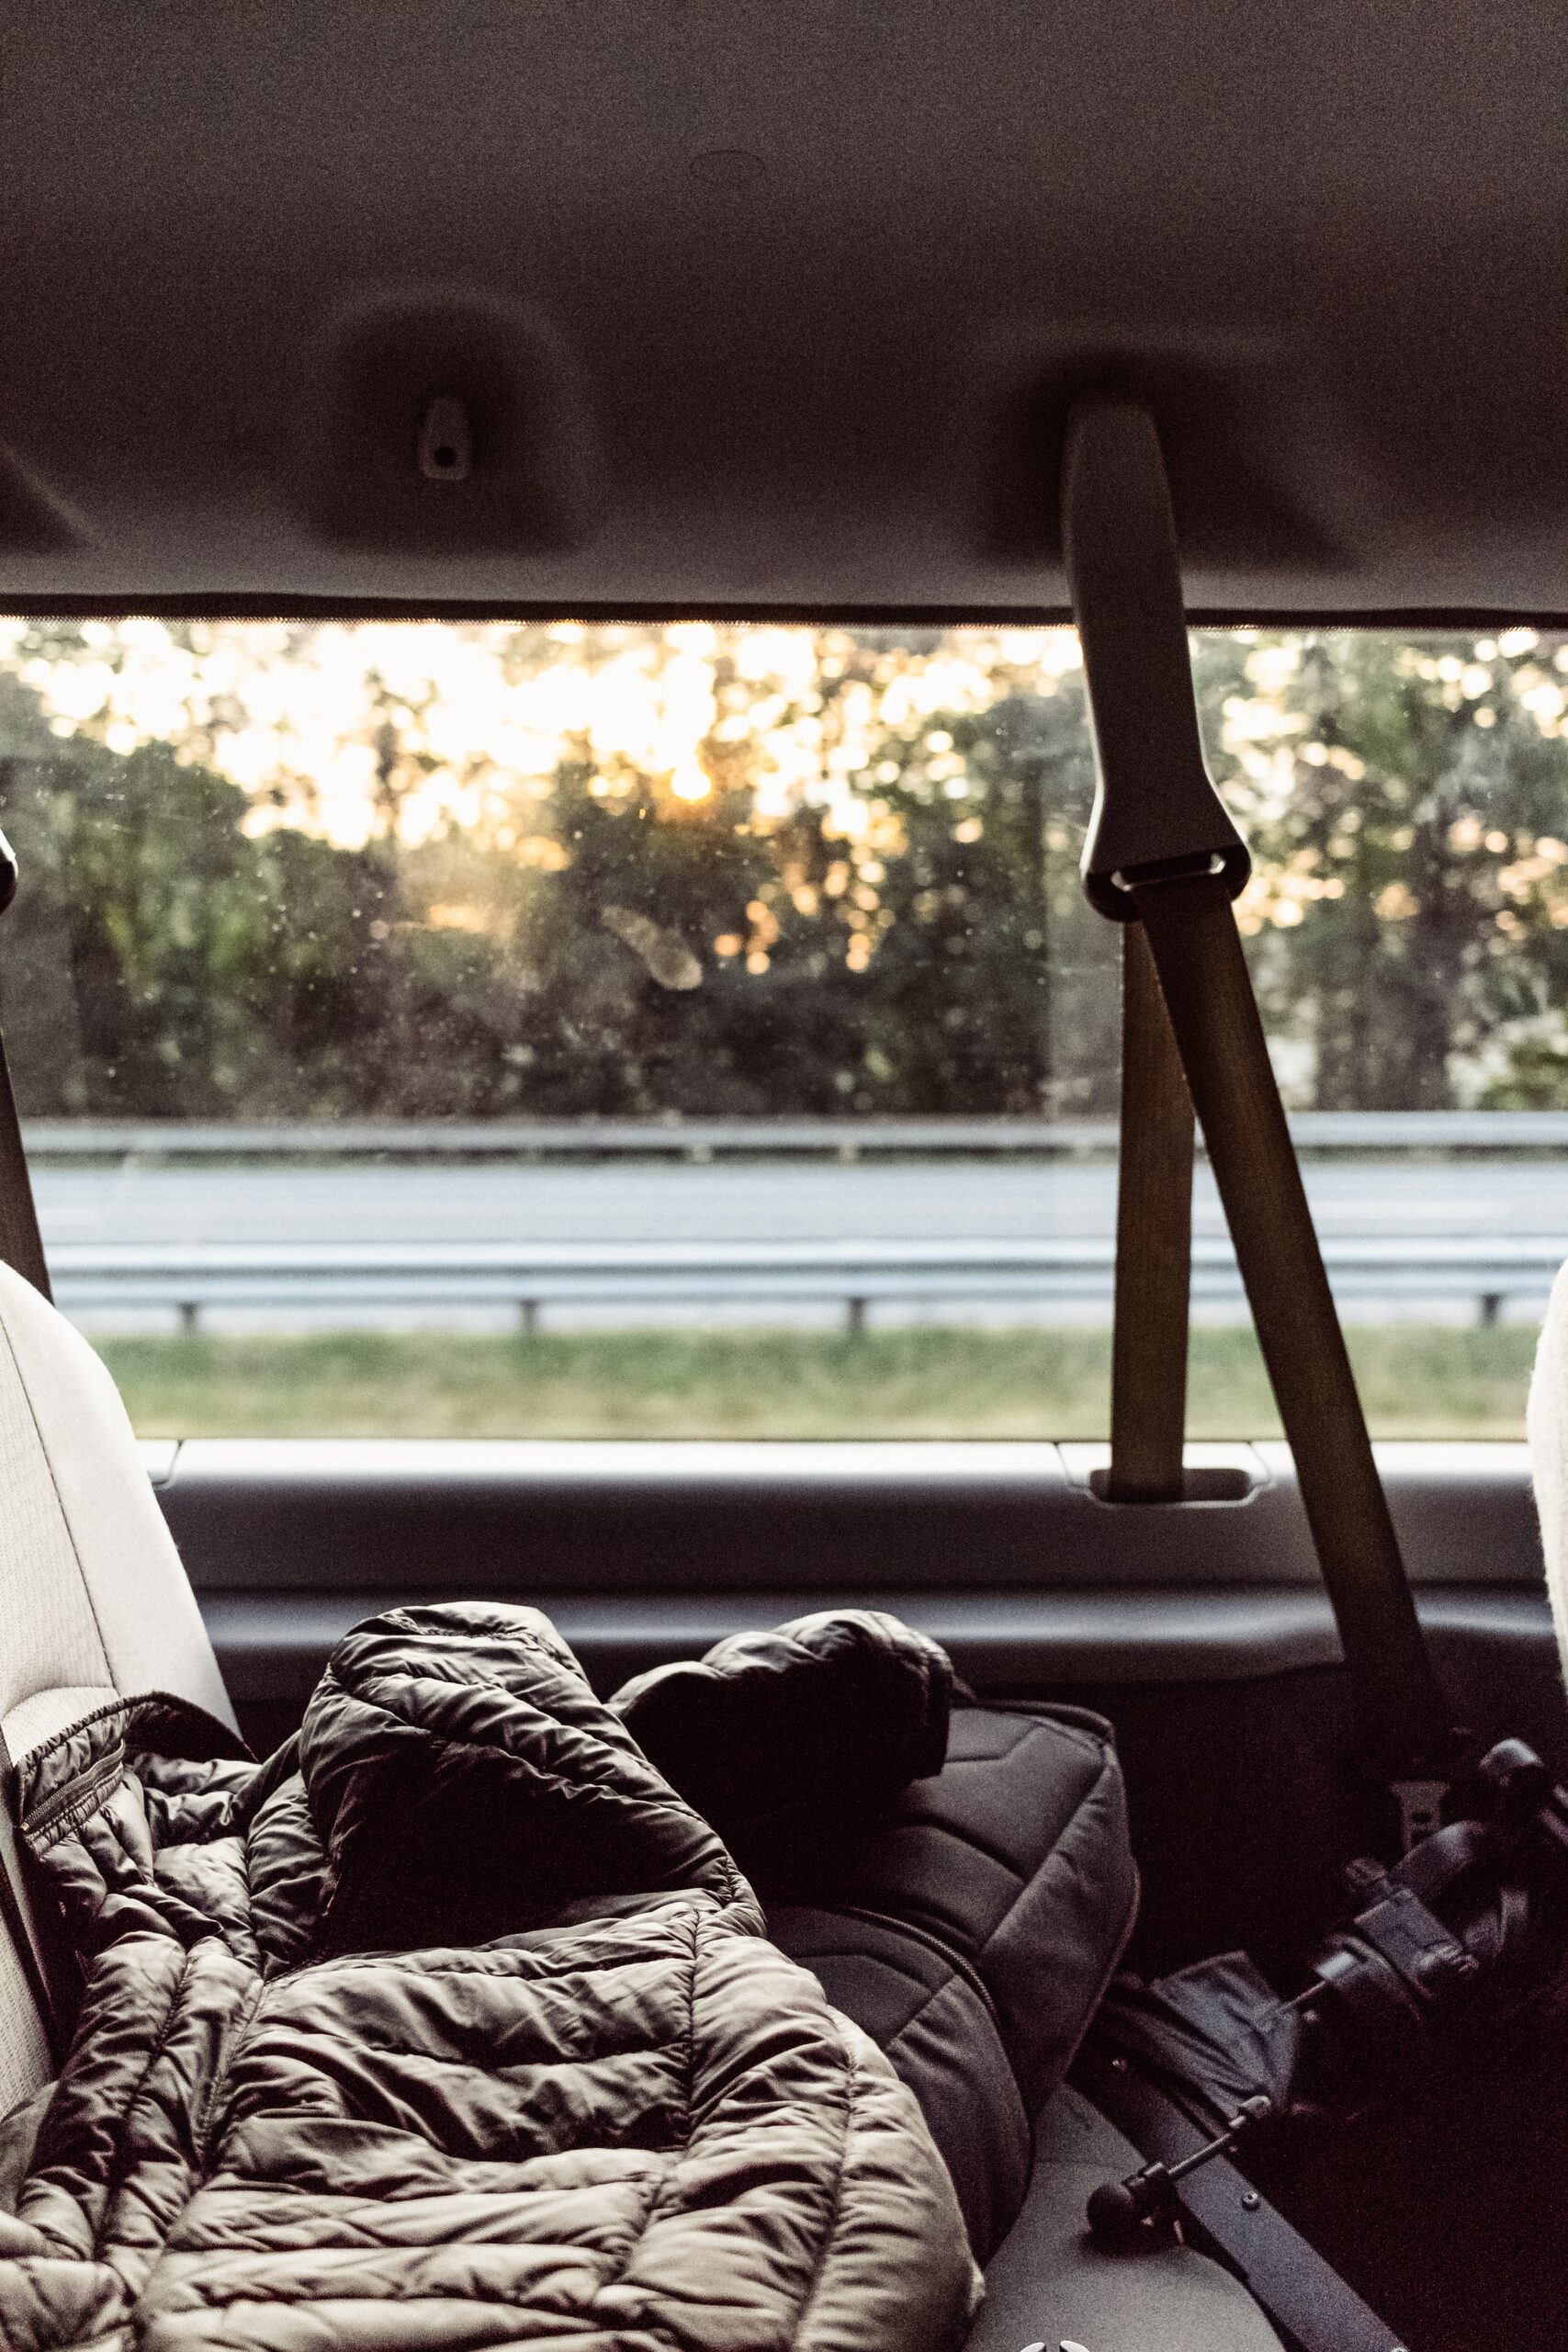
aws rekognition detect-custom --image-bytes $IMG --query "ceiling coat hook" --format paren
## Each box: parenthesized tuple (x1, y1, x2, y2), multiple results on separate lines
(417, 396, 473, 483)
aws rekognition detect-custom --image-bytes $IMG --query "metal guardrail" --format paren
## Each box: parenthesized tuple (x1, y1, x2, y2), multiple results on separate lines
(22, 1112, 1568, 1160)
(47, 1234, 1568, 1333)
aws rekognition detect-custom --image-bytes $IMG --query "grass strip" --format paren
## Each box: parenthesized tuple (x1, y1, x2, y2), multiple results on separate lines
(95, 1322, 1541, 1442)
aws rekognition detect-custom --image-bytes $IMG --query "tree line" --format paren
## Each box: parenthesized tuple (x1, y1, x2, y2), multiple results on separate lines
(0, 623, 1565, 1121)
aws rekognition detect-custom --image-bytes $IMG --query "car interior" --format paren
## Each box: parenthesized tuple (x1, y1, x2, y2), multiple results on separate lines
(5, 8, 1568, 2350)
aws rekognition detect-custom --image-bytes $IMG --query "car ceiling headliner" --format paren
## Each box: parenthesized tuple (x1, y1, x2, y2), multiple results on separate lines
(2, 1, 1566, 622)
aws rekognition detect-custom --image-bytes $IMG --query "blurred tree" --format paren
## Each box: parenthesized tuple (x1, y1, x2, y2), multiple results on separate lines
(3, 622, 1568, 1120)
(0, 681, 290, 1115)
(1200, 631, 1568, 1109)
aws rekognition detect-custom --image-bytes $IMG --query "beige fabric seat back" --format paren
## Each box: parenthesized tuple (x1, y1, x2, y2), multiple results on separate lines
(1523, 1261, 1568, 1683)
(0, 1261, 233, 2111)
(1529, 1260, 1568, 1683)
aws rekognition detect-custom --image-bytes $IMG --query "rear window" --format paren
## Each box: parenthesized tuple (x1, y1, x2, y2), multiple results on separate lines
(0, 618, 1561, 1441)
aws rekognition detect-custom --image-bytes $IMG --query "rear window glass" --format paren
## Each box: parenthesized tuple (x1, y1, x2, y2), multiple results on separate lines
(0, 619, 1561, 1441)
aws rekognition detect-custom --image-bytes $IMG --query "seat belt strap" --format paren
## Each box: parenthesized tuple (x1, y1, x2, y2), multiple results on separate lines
(1078, 2048, 1408, 2352)
(1062, 396, 1452, 1788)
(1134, 871, 1450, 1776)
(1108, 920, 1194, 1502)
(0, 831, 50, 1299)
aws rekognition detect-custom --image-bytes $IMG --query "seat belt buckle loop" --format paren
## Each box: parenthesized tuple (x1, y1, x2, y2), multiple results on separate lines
(1391, 1776, 1448, 1854)
(1110, 847, 1235, 898)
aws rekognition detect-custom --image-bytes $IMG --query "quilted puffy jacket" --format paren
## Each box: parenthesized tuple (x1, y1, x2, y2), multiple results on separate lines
(0, 1602, 981, 2352)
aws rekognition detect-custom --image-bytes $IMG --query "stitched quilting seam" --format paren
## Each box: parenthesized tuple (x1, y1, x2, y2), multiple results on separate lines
(89, 1943, 200, 2261)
